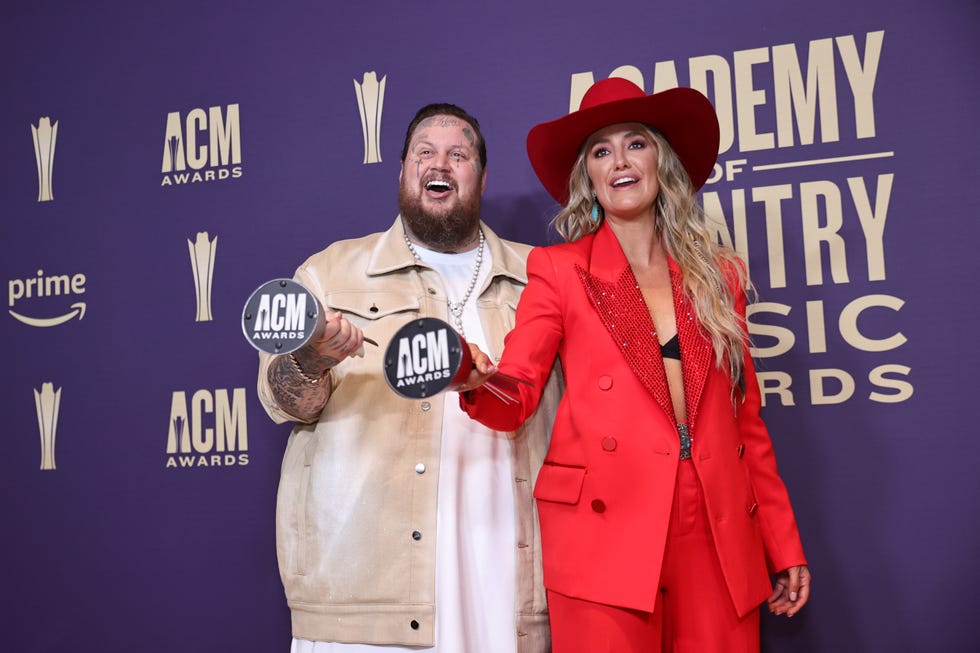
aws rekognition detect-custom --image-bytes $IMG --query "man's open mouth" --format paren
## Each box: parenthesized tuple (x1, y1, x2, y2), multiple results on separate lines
(425, 180, 454, 193)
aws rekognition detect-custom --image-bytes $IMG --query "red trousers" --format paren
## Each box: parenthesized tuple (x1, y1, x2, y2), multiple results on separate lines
(547, 460, 761, 652)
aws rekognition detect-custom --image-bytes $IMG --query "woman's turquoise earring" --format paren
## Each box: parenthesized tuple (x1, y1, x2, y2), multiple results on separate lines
(590, 194, 601, 222)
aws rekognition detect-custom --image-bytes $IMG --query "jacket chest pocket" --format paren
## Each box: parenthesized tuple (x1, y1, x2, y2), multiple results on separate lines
(475, 296, 519, 357)
(325, 290, 420, 329)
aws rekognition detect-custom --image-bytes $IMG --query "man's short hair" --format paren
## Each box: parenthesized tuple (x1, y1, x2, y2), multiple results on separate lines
(400, 103, 487, 170)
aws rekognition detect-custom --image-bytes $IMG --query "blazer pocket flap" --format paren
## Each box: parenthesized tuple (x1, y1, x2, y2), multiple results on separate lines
(534, 463, 586, 504)
(324, 291, 419, 320)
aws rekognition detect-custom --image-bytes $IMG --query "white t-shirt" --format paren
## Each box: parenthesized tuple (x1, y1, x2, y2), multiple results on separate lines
(292, 242, 517, 653)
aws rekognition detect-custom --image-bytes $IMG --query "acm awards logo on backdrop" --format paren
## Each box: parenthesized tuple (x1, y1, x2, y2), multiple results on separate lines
(34, 382, 61, 471)
(161, 103, 242, 186)
(570, 30, 910, 409)
(165, 388, 249, 468)
(355, 71, 386, 164)
(32, 117, 57, 202)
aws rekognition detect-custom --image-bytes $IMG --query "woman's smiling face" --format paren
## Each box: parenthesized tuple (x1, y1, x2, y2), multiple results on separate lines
(584, 122, 660, 221)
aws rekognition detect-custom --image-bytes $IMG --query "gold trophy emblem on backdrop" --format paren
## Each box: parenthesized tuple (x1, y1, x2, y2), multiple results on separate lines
(354, 71, 386, 164)
(32, 117, 58, 202)
(189, 232, 217, 322)
(34, 382, 61, 470)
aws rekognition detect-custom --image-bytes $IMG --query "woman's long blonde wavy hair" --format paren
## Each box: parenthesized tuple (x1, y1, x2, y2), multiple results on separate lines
(552, 126, 752, 390)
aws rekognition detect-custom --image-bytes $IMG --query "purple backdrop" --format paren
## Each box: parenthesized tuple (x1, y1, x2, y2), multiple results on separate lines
(2, 1, 978, 651)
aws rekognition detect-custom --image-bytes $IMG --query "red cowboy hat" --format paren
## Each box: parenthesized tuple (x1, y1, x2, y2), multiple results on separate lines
(526, 78, 720, 204)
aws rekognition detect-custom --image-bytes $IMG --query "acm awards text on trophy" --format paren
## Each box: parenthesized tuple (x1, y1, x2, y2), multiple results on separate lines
(242, 279, 334, 355)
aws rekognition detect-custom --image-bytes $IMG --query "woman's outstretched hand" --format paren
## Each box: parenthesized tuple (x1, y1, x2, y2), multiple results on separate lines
(457, 343, 497, 392)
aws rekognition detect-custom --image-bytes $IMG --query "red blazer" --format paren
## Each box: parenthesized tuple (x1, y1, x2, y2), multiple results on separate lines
(462, 223, 806, 617)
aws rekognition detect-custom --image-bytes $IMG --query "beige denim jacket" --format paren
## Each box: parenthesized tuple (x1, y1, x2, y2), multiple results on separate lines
(257, 217, 561, 651)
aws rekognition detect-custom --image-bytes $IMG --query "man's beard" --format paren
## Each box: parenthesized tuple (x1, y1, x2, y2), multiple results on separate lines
(398, 183, 482, 251)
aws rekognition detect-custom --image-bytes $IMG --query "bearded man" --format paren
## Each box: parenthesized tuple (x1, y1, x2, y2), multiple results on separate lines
(257, 103, 562, 653)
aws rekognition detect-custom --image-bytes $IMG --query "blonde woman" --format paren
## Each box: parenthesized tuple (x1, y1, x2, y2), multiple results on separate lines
(461, 78, 810, 652)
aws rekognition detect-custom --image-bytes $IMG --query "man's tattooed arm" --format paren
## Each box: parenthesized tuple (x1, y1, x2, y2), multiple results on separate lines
(267, 346, 341, 423)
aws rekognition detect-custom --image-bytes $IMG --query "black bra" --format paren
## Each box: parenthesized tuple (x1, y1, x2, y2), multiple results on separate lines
(660, 333, 680, 360)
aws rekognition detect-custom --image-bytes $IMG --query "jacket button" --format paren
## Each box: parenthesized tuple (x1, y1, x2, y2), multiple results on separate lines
(601, 437, 618, 451)
(591, 499, 606, 513)
(737, 443, 745, 458)
(420, 402, 431, 412)
(598, 375, 613, 390)
(412, 530, 422, 540)
(748, 502, 759, 517)
(410, 620, 420, 630)
(415, 463, 426, 474)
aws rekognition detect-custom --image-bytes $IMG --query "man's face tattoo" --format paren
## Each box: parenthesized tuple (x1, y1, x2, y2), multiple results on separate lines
(399, 116, 484, 251)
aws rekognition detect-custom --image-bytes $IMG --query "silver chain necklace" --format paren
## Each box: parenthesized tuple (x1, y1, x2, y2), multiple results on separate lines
(404, 229, 485, 337)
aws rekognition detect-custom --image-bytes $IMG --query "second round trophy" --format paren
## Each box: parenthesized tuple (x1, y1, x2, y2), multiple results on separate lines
(383, 317, 528, 403)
